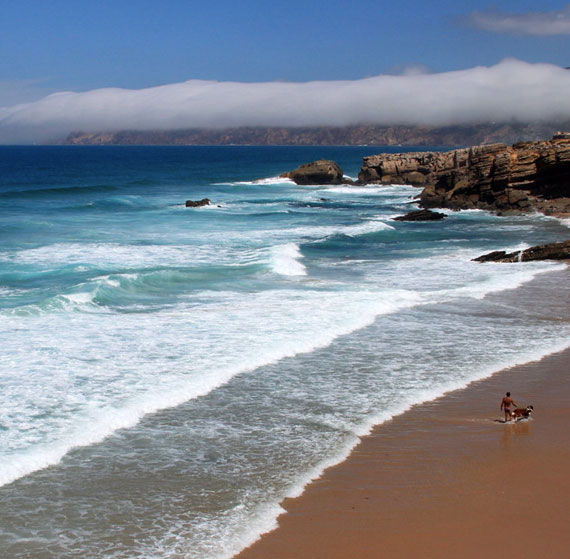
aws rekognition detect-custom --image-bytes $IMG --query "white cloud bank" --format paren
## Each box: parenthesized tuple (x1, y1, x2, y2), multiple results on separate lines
(1, 59, 570, 144)
(465, 6, 570, 35)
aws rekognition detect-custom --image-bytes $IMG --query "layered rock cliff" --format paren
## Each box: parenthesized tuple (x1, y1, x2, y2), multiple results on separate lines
(358, 150, 459, 186)
(358, 135, 570, 215)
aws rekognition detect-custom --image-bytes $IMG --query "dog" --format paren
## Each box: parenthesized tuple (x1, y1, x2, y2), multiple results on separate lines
(511, 405, 534, 421)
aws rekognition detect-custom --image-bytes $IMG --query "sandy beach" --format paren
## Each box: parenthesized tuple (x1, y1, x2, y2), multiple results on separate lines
(236, 343, 570, 559)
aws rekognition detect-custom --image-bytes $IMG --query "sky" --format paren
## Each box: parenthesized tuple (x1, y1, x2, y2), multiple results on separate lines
(1, 1, 570, 142)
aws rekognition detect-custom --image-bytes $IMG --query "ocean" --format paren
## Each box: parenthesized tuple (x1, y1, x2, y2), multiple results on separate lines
(1, 145, 569, 559)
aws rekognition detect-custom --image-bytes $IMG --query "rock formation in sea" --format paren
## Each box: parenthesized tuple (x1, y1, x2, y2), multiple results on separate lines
(277, 135, 570, 264)
(185, 198, 211, 207)
(358, 134, 570, 216)
(393, 209, 446, 221)
(473, 240, 570, 262)
(281, 160, 345, 185)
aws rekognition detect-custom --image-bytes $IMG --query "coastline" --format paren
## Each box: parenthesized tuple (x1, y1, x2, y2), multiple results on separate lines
(2, 144, 570, 559)
(236, 270, 570, 559)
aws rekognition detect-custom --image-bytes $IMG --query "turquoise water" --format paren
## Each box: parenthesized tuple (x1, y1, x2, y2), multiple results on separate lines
(1, 146, 569, 559)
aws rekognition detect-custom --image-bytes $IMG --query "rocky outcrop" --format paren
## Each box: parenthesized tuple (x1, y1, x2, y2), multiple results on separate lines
(473, 240, 570, 262)
(420, 138, 570, 214)
(185, 198, 211, 207)
(359, 135, 570, 215)
(358, 151, 459, 186)
(281, 160, 345, 185)
(393, 209, 446, 221)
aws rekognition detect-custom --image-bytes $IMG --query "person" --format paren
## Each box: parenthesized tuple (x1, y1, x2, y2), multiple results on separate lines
(500, 391, 518, 422)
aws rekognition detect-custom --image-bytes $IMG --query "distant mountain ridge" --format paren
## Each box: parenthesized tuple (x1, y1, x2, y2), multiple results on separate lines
(60, 122, 570, 147)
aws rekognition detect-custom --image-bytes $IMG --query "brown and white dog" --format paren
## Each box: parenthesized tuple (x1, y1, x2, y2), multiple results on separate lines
(511, 405, 534, 421)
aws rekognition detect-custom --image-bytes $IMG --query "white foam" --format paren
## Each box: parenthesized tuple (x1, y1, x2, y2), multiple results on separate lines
(188, 217, 395, 244)
(554, 215, 570, 228)
(0, 287, 423, 487)
(439, 207, 488, 216)
(269, 243, 307, 276)
(215, 334, 570, 559)
(94, 276, 121, 288)
(321, 184, 417, 196)
(3, 242, 256, 269)
(4, 246, 562, 482)
(61, 291, 97, 305)
(214, 176, 294, 186)
(342, 219, 395, 236)
(0, 287, 28, 298)
(2, 212, 397, 275)
(390, 247, 565, 298)
(276, 219, 394, 240)
(0, 290, 101, 317)
(449, 263, 562, 300)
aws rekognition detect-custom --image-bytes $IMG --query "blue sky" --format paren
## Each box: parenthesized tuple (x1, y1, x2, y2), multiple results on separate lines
(1, 1, 570, 142)
(1, 0, 569, 103)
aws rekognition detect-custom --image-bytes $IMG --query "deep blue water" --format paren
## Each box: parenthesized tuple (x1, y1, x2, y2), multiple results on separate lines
(1, 146, 569, 559)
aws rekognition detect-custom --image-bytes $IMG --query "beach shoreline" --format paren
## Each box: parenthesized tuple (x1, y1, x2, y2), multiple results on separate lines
(2, 144, 570, 559)
(235, 296, 570, 558)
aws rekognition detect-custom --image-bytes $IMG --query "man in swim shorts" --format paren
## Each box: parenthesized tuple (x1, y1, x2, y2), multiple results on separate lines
(500, 391, 518, 422)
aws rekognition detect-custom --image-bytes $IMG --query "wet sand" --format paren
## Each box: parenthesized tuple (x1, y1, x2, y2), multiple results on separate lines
(236, 346, 570, 559)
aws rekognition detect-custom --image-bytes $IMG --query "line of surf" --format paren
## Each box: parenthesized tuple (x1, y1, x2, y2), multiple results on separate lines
(1, 258, 566, 489)
(213, 176, 294, 186)
(0, 288, 423, 488)
(220, 335, 570, 559)
(269, 243, 306, 276)
(1, 260, 562, 487)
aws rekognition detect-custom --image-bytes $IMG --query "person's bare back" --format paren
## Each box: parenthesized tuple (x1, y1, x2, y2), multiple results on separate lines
(500, 391, 518, 422)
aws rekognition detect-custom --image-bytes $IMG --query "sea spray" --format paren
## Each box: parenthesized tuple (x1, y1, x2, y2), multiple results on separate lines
(269, 243, 307, 276)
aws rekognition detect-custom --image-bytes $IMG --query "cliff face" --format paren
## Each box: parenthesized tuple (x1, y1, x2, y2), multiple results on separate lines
(358, 150, 460, 186)
(359, 136, 570, 215)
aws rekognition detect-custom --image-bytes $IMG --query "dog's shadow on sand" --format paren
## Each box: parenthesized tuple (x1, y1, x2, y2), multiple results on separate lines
(493, 418, 532, 424)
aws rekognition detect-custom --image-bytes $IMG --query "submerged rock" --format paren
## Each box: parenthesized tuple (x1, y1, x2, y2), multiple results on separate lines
(281, 160, 345, 185)
(473, 240, 570, 262)
(393, 209, 446, 221)
(185, 198, 211, 207)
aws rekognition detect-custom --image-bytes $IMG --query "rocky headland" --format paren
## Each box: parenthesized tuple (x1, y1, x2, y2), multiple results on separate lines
(358, 133, 570, 216)
(358, 134, 570, 261)
(281, 134, 570, 262)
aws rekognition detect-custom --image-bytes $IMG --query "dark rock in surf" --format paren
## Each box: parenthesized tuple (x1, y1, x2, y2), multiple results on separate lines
(281, 160, 345, 185)
(473, 240, 570, 262)
(393, 209, 446, 221)
(185, 198, 211, 207)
